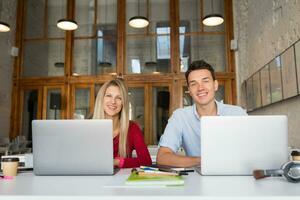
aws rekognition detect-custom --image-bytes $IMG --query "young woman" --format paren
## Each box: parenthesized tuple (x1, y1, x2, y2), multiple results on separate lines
(93, 78, 152, 168)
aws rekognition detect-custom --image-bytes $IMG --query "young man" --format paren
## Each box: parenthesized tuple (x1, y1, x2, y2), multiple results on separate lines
(157, 60, 247, 167)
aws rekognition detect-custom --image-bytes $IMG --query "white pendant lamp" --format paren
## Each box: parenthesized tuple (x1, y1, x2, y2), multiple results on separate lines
(0, 21, 10, 32)
(0, 1, 10, 32)
(57, 19, 78, 31)
(202, 0, 224, 26)
(129, 0, 149, 28)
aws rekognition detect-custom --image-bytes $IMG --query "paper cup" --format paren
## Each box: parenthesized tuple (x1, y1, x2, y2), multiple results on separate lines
(1, 157, 19, 176)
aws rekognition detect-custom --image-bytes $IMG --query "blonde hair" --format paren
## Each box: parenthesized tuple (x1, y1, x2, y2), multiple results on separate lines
(93, 78, 130, 157)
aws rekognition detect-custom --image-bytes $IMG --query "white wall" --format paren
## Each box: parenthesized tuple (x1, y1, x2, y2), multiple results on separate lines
(0, 0, 17, 139)
(233, 0, 300, 147)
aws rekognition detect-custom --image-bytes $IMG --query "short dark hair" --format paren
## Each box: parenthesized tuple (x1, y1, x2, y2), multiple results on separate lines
(185, 60, 216, 84)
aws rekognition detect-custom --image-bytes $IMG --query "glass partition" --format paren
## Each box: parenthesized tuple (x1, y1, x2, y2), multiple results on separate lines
(25, 0, 66, 39)
(152, 87, 169, 144)
(295, 40, 300, 93)
(180, 35, 226, 72)
(126, 36, 170, 74)
(75, 0, 95, 37)
(281, 46, 297, 99)
(252, 72, 262, 109)
(73, 39, 97, 76)
(246, 77, 254, 111)
(260, 65, 271, 106)
(269, 57, 283, 103)
(179, 0, 201, 33)
(46, 89, 62, 119)
(128, 88, 145, 133)
(47, 0, 66, 38)
(21, 90, 39, 143)
(74, 88, 90, 119)
(23, 40, 65, 77)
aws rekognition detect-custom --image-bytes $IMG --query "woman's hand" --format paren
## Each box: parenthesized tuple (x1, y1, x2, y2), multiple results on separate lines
(114, 158, 120, 166)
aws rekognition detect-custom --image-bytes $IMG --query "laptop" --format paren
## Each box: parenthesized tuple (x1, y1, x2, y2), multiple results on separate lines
(32, 119, 114, 175)
(200, 115, 289, 175)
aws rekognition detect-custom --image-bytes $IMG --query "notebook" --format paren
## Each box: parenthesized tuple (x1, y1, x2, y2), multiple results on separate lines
(126, 170, 184, 186)
(199, 115, 289, 175)
(32, 119, 114, 175)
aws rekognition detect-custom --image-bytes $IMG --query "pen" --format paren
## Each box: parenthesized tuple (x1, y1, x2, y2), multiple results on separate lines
(158, 168, 191, 175)
(140, 166, 159, 171)
(158, 168, 188, 175)
(179, 169, 194, 173)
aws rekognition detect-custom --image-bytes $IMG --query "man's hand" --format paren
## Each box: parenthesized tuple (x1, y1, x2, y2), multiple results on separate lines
(156, 147, 200, 168)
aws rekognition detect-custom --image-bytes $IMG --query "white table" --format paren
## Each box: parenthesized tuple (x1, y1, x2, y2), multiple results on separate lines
(0, 169, 300, 200)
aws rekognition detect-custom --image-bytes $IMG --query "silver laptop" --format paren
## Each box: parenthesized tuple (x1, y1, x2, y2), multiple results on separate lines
(32, 119, 114, 175)
(200, 115, 289, 175)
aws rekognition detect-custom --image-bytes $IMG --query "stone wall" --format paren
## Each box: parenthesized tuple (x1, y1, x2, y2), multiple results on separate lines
(233, 0, 300, 147)
(0, 0, 17, 139)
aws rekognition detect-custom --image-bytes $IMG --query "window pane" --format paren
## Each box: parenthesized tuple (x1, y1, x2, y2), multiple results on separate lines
(270, 57, 283, 103)
(75, 0, 95, 37)
(180, 35, 226, 72)
(48, 0, 66, 38)
(183, 86, 193, 107)
(46, 89, 61, 119)
(97, 0, 117, 29)
(295, 41, 300, 93)
(157, 26, 170, 60)
(179, 0, 201, 33)
(21, 90, 38, 143)
(281, 46, 297, 99)
(74, 88, 90, 119)
(260, 65, 271, 106)
(73, 38, 117, 76)
(252, 72, 261, 109)
(246, 78, 254, 111)
(149, 0, 169, 33)
(25, 0, 45, 38)
(73, 39, 96, 76)
(96, 30, 117, 75)
(25, 0, 67, 38)
(215, 84, 225, 102)
(128, 88, 144, 133)
(126, 36, 170, 74)
(23, 40, 65, 77)
(152, 87, 169, 144)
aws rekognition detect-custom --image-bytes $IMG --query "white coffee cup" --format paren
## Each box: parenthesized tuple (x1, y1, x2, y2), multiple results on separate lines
(1, 157, 19, 176)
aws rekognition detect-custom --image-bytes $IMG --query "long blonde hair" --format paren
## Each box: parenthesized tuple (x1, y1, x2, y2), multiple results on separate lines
(93, 78, 130, 157)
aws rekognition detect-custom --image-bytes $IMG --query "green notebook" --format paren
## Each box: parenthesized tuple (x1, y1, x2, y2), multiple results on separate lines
(125, 171, 184, 186)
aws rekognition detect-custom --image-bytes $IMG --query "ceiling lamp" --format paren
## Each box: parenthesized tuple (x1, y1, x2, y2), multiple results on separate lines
(54, 62, 64, 68)
(0, 21, 10, 32)
(129, 16, 149, 28)
(129, 0, 149, 28)
(57, 19, 78, 31)
(99, 62, 112, 67)
(202, 0, 224, 26)
(0, 1, 10, 32)
(145, 61, 157, 67)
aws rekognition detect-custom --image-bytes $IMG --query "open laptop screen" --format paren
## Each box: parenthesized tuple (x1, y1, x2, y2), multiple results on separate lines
(32, 119, 113, 175)
(200, 116, 289, 175)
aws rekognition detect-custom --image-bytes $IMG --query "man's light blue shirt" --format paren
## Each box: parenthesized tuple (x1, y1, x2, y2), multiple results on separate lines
(158, 101, 248, 157)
